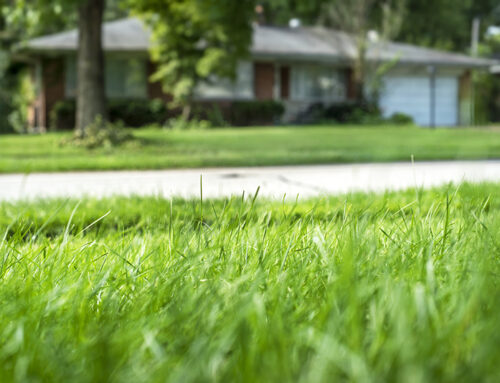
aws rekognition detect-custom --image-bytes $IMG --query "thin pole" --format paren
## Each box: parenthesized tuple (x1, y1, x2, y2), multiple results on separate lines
(429, 65, 436, 129)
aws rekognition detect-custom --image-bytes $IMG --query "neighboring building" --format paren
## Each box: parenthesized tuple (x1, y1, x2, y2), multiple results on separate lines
(19, 17, 494, 128)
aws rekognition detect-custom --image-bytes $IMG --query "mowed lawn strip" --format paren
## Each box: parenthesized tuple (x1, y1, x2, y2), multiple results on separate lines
(1, 125, 500, 173)
(0, 183, 499, 382)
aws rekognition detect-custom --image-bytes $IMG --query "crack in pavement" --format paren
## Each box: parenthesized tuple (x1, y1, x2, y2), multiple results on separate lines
(276, 175, 330, 193)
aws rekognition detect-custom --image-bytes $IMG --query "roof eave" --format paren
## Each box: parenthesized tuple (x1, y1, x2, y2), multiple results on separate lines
(19, 46, 149, 55)
(251, 51, 353, 64)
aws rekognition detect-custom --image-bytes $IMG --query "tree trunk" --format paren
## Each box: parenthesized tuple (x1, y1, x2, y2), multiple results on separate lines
(76, 0, 107, 136)
(354, 36, 367, 104)
(181, 103, 192, 121)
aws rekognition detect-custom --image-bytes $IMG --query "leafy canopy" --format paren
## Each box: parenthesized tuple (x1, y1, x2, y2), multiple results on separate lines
(131, 0, 255, 106)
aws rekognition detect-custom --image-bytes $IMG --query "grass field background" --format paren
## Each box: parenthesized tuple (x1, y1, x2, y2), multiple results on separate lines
(1, 125, 500, 173)
(1, 183, 499, 382)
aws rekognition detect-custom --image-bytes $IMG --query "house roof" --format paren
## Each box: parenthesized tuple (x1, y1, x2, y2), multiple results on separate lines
(25, 18, 150, 52)
(23, 17, 494, 68)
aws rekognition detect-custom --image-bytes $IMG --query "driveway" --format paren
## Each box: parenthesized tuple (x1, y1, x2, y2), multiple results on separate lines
(1, 161, 500, 201)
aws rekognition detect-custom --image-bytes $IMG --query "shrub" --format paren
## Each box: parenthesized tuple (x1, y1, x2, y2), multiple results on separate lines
(61, 117, 134, 149)
(164, 116, 212, 130)
(1, 66, 35, 134)
(50, 99, 172, 131)
(50, 100, 76, 131)
(324, 101, 382, 124)
(108, 99, 171, 127)
(191, 100, 285, 127)
(229, 100, 285, 126)
(389, 112, 414, 125)
(192, 104, 228, 127)
(294, 103, 326, 124)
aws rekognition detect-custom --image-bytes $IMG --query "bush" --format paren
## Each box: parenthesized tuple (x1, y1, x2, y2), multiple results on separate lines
(294, 103, 326, 124)
(1, 65, 35, 134)
(191, 100, 285, 127)
(50, 99, 172, 131)
(192, 104, 228, 127)
(60, 117, 134, 149)
(108, 99, 172, 127)
(229, 100, 285, 126)
(324, 102, 383, 124)
(50, 100, 76, 131)
(389, 112, 414, 125)
(164, 116, 212, 131)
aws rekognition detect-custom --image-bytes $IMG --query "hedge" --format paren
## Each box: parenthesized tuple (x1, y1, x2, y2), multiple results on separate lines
(50, 99, 173, 130)
(194, 100, 285, 127)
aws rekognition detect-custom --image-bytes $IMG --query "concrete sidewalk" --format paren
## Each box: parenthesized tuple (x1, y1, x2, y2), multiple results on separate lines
(1, 161, 500, 201)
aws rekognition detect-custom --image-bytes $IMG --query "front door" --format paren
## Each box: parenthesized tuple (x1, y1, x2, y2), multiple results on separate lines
(254, 62, 275, 100)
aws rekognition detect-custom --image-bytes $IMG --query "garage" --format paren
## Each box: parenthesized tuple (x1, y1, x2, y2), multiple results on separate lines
(379, 75, 459, 126)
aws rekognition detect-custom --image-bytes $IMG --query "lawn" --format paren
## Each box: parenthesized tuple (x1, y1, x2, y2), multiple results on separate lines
(1, 125, 500, 173)
(1, 183, 499, 382)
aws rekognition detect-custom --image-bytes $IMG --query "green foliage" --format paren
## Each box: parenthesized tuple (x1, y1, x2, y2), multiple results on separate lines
(258, 0, 326, 25)
(193, 104, 228, 127)
(61, 116, 134, 149)
(229, 100, 285, 126)
(50, 100, 76, 131)
(131, 0, 255, 107)
(258, 0, 500, 53)
(8, 68, 35, 131)
(321, 103, 412, 125)
(474, 71, 500, 124)
(323, 102, 382, 124)
(0, 184, 500, 381)
(191, 101, 286, 127)
(108, 99, 172, 127)
(0, 61, 15, 134)
(397, 0, 500, 52)
(389, 112, 414, 125)
(50, 99, 172, 130)
(164, 116, 212, 130)
(1, 0, 127, 40)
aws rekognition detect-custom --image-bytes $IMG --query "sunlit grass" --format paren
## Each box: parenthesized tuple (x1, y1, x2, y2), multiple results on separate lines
(1, 125, 500, 173)
(0, 183, 499, 382)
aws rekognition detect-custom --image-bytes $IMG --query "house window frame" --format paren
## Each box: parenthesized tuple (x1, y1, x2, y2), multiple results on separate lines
(290, 63, 347, 103)
(193, 61, 255, 101)
(64, 52, 149, 99)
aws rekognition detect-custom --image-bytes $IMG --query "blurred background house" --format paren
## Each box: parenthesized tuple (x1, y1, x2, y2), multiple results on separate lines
(19, 17, 493, 130)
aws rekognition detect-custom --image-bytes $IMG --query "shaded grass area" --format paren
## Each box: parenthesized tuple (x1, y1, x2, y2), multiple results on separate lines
(1, 125, 500, 173)
(1, 183, 500, 382)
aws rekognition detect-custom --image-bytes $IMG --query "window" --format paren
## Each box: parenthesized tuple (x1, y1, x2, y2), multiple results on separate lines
(65, 55, 147, 99)
(194, 62, 254, 100)
(106, 57, 147, 98)
(291, 65, 346, 102)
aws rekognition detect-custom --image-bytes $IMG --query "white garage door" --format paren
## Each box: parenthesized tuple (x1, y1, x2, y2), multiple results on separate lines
(379, 76, 458, 126)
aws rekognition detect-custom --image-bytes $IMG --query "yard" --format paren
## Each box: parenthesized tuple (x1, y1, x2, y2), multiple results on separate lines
(1, 125, 500, 173)
(0, 183, 499, 381)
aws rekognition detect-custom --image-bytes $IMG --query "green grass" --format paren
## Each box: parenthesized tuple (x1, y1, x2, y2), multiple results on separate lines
(1, 125, 500, 173)
(1, 183, 499, 382)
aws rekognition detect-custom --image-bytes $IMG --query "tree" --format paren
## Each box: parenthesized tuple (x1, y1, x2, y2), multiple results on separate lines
(1, 0, 127, 135)
(257, 0, 326, 26)
(131, 0, 255, 119)
(395, 0, 500, 52)
(321, 0, 406, 103)
(75, 0, 107, 135)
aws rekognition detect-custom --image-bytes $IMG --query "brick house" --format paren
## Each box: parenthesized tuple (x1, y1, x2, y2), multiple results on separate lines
(20, 17, 494, 128)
